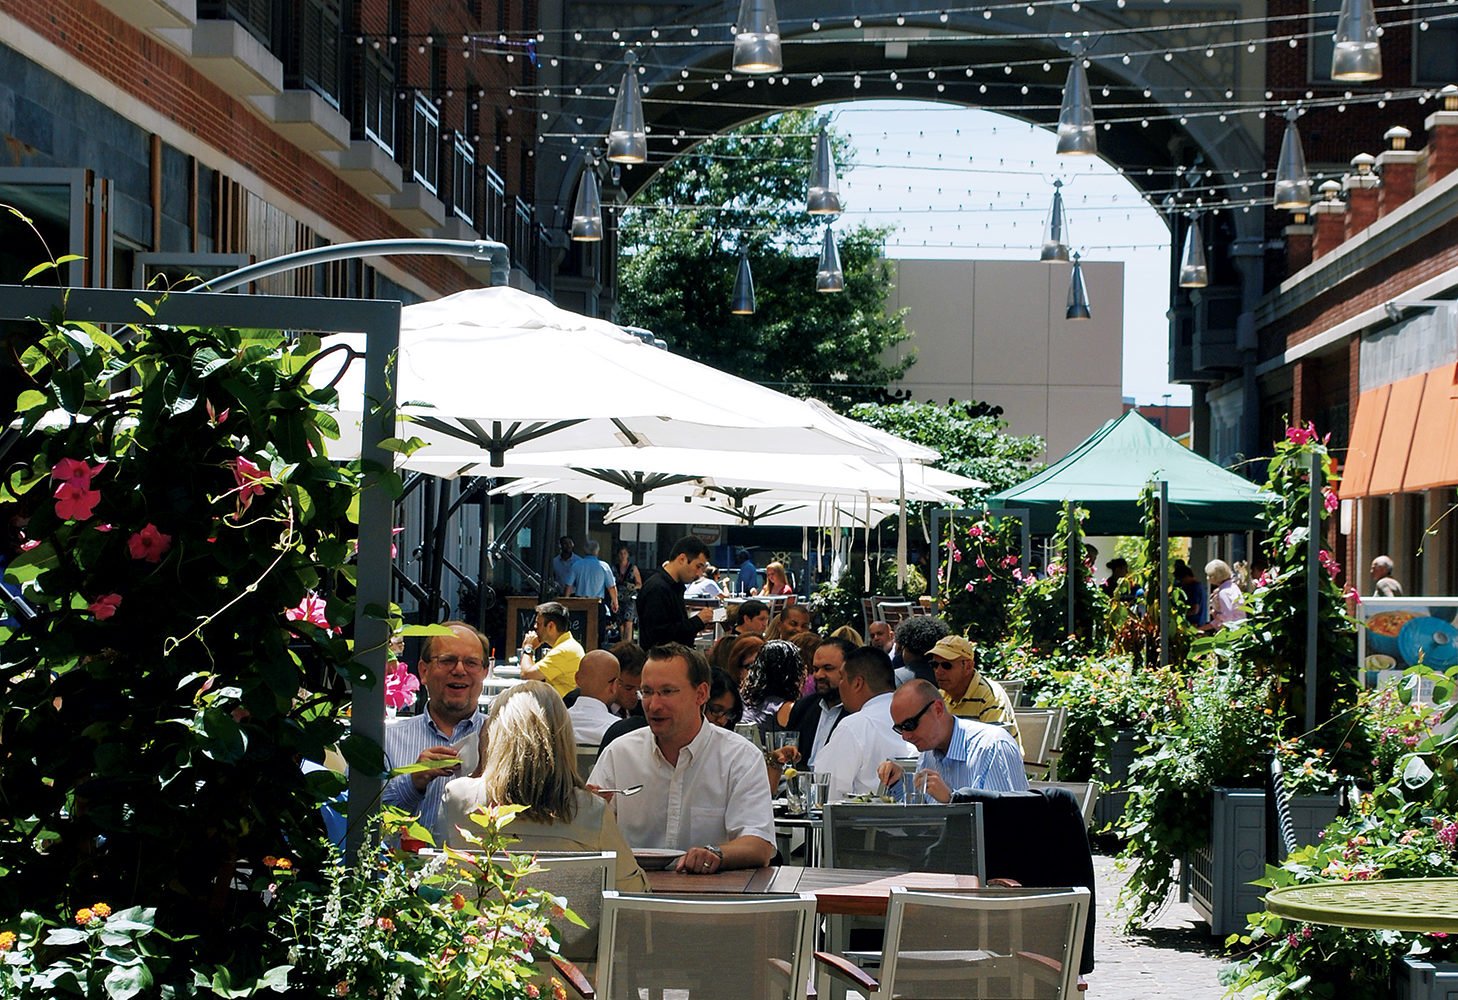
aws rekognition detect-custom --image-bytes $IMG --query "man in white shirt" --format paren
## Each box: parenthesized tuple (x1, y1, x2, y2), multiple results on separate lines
(868, 620, 896, 658)
(588, 642, 775, 874)
(567, 649, 620, 744)
(818, 646, 916, 802)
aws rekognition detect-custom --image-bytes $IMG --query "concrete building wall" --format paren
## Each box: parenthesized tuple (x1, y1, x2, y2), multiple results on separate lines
(884, 258, 1126, 460)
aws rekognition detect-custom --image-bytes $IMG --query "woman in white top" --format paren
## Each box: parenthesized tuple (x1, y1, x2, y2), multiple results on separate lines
(441, 680, 649, 893)
(1202, 558, 1247, 631)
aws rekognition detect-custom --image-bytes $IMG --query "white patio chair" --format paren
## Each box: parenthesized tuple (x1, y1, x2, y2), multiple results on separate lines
(1015, 708, 1066, 777)
(817, 886, 1091, 999)
(1028, 780, 1100, 827)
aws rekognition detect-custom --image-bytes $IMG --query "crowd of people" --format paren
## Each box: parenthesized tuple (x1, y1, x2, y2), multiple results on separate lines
(383, 536, 1029, 877)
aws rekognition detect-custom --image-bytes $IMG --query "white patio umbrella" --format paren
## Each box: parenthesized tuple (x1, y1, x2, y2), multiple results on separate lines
(319, 286, 889, 470)
(603, 497, 900, 529)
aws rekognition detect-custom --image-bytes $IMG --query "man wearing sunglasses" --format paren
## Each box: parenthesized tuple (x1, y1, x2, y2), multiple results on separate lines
(817, 646, 916, 802)
(877, 679, 1027, 803)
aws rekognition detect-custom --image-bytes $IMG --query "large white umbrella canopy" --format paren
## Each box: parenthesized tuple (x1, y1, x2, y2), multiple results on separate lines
(603, 498, 900, 529)
(320, 286, 890, 468)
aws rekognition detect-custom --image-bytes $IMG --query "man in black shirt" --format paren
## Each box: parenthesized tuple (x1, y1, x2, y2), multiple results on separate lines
(636, 536, 715, 649)
(787, 636, 853, 768)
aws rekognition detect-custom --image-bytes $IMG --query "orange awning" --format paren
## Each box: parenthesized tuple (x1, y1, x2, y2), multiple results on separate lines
(1342, 362, 1458, 498)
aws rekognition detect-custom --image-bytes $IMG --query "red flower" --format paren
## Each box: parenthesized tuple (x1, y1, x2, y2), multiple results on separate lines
(1285, 424, 1317, 446)
(126, 523, 173, 563)
(230, 456, 269, 519)
(451, 893, 466, 910)
(88, 594, 122, 620)
(53, 482, 101, 521)
(51, 457, 105, 488)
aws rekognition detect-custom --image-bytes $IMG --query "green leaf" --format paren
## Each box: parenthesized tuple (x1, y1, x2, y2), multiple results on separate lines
(1401, 754, 1433, 789)
(43, 927, 88, 946)
(104, 964, 152, 1000)
(132, 298, 155, 317)
(399, 624, 455, 638)
(16, 389, 49, 412)
(22, 260, 56, 281)
(392, 758, 461, 776)
(339, 733, 386, 776)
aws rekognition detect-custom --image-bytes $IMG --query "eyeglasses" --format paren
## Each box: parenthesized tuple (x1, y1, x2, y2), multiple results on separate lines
(430, 655, 485, 671)
(891, 699, 938, 734)
(638, 686, 683, 700)
(704, 703, 735, 721)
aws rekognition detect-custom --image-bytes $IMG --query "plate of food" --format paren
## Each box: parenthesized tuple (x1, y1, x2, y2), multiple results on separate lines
(631, 848, 686, 871)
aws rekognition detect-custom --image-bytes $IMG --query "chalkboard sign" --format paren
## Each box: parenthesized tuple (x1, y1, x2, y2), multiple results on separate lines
(506, 597, 601, 653)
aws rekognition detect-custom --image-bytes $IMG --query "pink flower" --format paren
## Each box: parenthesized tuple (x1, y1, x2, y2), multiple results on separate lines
(286, 594, 335, 632)
(392, 525, 405, 559)
(385, 661, 421, 710)
(1318, 549, 1341, 579)
(88, 594, 122, 620)
(126, 523, 173, 563)
(93, 523, 115, 533)
(1343, 585, 1361, 605)
(1322, 487, 1340, 513)
(53, 482, 102, 521)
(1286, 424, 1317, 446)
(1438, 822, 1458, 852)
(968, 524, 985, 538)
(51, 457, 105, 488)
(951, 548, 962, 563)
(19, 539, 39, 551)
(230, 456, 269, 519)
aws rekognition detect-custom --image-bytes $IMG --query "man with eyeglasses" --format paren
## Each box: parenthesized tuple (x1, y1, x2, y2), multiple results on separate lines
(877, 679, 1027, 804)
(817, 646, 916, 802)
(588, 642, 774, 874)
(381, 620, 489, 842)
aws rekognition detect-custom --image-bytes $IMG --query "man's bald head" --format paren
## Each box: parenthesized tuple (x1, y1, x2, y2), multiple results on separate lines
(576, 649, 621, 704)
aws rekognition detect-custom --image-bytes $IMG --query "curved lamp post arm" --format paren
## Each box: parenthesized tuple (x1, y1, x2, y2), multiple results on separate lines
(191, 238, 511, 293)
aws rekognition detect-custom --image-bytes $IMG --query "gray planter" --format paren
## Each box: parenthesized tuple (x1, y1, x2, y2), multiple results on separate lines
(1188, 788, 1267, 937)
(1092, 729, 1139, 832)
(1395, 957, 1458, 1000)
(1282, 794, 1341, 860)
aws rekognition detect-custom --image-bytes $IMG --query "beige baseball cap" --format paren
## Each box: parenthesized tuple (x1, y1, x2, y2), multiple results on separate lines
(927, 635, 977, 661)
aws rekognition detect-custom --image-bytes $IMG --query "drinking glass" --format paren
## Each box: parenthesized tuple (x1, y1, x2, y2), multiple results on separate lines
(810, 772, 831, 812)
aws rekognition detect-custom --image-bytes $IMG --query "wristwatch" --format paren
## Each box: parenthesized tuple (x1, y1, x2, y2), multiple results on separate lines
(703, 844, 724, 862)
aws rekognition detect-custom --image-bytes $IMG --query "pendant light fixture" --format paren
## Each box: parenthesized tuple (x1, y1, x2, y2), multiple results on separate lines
(731, 249, 756, 315)
(1273, 109, 1311, 210)
(1331, 0, 1382, 81)
(1066, 253, 1091, 321)
(816, 225, 844, 293)
(569, 158, 603, 241)
(1056, 44, 1097, 156)
(1040, 179, 1070, 262)
(807, 123, 842, 215)
(732, 0, 782, 74)
(606, 52, 647, 164)
(1178, 214, 1209, 288)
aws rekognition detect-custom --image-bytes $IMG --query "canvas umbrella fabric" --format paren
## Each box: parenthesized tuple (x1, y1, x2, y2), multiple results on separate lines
(603, 497, 900, 528)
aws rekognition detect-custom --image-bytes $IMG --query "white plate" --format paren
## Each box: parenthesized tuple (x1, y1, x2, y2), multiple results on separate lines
(632, 848, 686, 871)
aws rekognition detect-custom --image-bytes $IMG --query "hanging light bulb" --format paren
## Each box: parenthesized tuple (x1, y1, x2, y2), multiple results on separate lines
(1066, 253, 1091, 320)
(1273, 109, 1311, 210)
(1056, 44, 1097, 155)
(606, 53, 647, 163)
(1331, 0, 1382, 81)
(816, 226, 844, 293)
(1040, 179, 1070, 262)
(1178, 214, 1208, 288)
(569, 159, 603, 241)
(733, 0, 782, 74)
(807, 125, 842, 214)
(731, 250, 756, 314)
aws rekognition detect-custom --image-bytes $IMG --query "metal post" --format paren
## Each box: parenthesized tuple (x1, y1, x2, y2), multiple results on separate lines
(1305, 451, 1322, 733)
(1066, 502, 1077, 635)
(1159, 480, 1170, 667)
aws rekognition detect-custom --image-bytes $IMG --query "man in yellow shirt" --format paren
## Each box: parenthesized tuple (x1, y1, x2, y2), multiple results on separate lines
(926, 635, 1021, 751)
(521, 601, 585, 697)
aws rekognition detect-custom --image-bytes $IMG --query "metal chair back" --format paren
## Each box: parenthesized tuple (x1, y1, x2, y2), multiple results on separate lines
(822, 802, 986, 880)
(1028, 780, 1099, 827)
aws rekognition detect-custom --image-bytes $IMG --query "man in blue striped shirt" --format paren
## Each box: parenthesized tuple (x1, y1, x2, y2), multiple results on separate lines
(878, 679, 1027, 801)
(381, 620, 488, 843)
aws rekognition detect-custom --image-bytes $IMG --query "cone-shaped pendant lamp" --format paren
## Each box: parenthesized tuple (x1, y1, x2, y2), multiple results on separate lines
(569, 162, 603, 241)
(731, 251, 756, 314)
(1178, 215, 1208, 288)
(807, 126, 842, 215)
(1273, 110, 1311, 210)
(1331, 0, 1382, 81)
(1066, 253, 1091, 320)
(606, 53, 647, 164)
(733, 0, 782, 74)
(816, 225, 844, 293)
(1040, 180, 1071, 262)
(1056, 48, 1097, 156)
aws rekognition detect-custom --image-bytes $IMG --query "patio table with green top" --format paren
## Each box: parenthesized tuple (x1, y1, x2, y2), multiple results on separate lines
(1263, 878, 1458, 933)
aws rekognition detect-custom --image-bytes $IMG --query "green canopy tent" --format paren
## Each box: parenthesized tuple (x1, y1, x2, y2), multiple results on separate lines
(988, 410, 1269, 536)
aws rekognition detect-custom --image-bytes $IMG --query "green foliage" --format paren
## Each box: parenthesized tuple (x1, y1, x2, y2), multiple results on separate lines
(617, 110, 912, 409)
(1007, 504, 1108, 654)
(847, 400, 1045, 500)
(1106, 482, 1196, 668)
(939, 512, 1026, 646)
(0, 904, 179, 1000)
(273, 807, 582, 1000)
(0, 301, 371, 989)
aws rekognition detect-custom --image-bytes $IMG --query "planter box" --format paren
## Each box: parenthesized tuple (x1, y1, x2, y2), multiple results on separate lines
(1188, 788, 1267, 937)
(1395, 957, 1458, 1000)
(1282, 794, 1341, 861)
(1092, 729, 1139, 832)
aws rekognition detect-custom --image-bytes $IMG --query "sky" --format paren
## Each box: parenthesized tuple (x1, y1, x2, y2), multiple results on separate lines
(819, 99, 1192, 407)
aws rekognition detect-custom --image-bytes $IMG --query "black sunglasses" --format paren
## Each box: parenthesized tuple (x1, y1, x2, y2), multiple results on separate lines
(891, 699, 937, 734)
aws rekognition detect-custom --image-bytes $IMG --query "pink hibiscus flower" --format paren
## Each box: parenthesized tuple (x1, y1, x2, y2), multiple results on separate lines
(126, 523, 173, 563)
(385, 660, 421, 710)
(51, 457, 105, 488)
(230, 456, 269, 519)
(286, 594, 336, 633)
(53, 482, 102, 521)
(88, 593, 123, 620)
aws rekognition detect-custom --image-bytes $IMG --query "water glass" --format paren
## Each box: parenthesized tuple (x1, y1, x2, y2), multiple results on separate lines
(810, 772, 831, 812)
(784, 772, 809, 816)
(770, 731, 798, 753)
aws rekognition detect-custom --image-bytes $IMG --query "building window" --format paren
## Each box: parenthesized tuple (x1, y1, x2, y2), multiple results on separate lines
(1414, 20, 1458, 85)
(361, 46, 396, 155)
(411, 94, 441, 194)
(287, 0, 342, 107)
(199, 0, 277, 49)
(450, 133, 476, 224)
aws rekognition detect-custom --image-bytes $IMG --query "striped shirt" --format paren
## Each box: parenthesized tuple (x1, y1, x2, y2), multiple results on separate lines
(920, 716, 1028, 795)
(380, 708, 485, 843)
(943, 675, 1022, 750)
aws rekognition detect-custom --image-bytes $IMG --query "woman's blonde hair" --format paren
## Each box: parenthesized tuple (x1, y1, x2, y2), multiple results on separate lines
(829, 624, 863, 646)
(1205, 559, 1233, 585)
(472, 680, 582, 824)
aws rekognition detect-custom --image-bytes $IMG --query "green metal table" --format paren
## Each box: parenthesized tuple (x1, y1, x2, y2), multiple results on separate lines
(1264, 878, 1458, 932)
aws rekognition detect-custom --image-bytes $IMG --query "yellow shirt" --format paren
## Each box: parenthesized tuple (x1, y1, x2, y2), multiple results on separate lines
(942, 674, 1022, 751)
(536, 631, 585, 697)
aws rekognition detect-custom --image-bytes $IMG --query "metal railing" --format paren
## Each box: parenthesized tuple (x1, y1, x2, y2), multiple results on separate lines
(450, 134, 476, 225)
(410, 95, 440, 195)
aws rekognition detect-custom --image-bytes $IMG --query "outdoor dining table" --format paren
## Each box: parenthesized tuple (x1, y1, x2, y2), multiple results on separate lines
(1263, 877, 1458, 933)
(645, 865, 982, 915)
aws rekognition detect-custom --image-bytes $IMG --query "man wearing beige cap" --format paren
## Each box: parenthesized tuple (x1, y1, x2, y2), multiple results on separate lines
(925, 635, 1021, 750)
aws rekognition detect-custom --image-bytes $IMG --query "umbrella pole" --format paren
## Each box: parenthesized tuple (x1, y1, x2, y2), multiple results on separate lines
(1306, 451, 1321, 732)
(1159, 480, 1170, 668)
(1066, 501, 1076, 636)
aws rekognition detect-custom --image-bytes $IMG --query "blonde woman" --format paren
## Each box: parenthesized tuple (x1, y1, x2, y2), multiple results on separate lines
(441, 681, 649, 892)
(758, 560, 793, 597)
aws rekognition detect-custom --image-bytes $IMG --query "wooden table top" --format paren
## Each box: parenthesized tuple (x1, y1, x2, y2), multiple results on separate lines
(645, 865, 981, 916)
(1264, 878, 1458, 933)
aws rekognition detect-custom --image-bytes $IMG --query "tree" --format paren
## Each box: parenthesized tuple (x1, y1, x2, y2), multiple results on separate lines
(616, 110, 912, 409)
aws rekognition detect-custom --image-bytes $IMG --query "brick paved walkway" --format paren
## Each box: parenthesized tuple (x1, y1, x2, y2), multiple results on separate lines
(1088, 853, 1231, 998)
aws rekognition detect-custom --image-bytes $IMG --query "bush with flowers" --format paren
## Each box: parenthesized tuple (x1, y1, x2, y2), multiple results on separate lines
(1005, 504, 1109, 655)
(1223, 664, 1458, 999)
(939, 511, 1026, 646)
